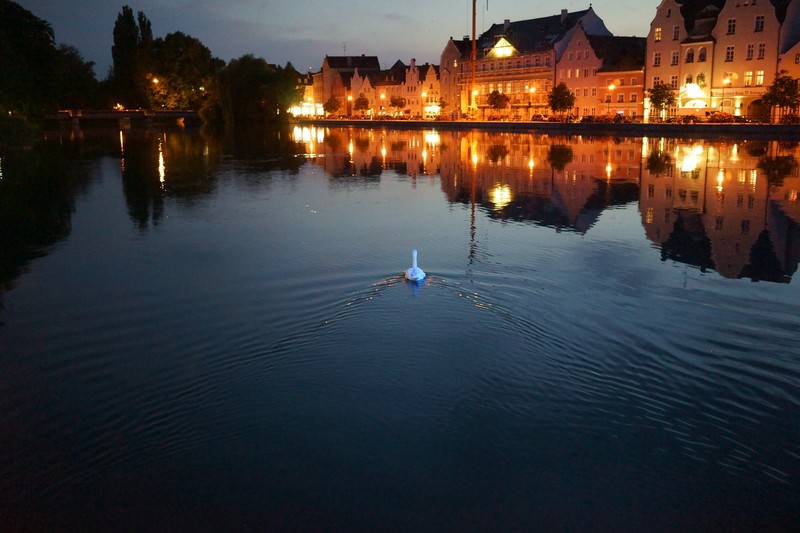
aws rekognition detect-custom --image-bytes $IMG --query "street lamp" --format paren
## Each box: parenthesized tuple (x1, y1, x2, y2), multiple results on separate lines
(607, 83, 615, 114)
(347, 94, 353, 117)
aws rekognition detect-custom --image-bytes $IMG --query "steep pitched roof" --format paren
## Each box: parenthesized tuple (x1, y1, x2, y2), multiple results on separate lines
(477, 9, 593, 55)
(324, 55, 381, 71)
(588, 36, 646, 72)
(447, 36, 474, 59)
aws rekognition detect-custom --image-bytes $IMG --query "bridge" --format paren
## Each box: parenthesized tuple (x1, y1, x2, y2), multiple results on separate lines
(46, 109, 200, 129)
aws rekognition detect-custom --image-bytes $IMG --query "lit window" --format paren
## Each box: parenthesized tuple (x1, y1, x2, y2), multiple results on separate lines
(744, 71, 753, 86)
(756, 70, 764, 85)
(655, 27, 662, 41)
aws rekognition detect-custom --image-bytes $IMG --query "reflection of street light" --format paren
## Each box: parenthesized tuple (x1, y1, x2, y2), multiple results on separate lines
(472, 90, 478, 119)
(607, 83, 615, 114)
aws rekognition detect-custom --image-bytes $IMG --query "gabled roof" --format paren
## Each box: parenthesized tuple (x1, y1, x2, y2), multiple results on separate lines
(324, 55, 381, 71)
(450, 37, 473, 58)
(588, 36, 646, 72)
(478, 9, 592, 55)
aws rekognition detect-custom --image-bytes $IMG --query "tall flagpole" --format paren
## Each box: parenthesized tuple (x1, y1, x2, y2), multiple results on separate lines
(471, 0, 477, 119)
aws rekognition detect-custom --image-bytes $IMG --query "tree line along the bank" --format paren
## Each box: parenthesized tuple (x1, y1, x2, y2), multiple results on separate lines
(0, 1, 303, 131)
(2, 0, 798, 131)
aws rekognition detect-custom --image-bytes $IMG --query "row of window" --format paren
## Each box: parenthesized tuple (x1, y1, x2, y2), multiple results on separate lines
(652, 70, 764, 88)
(566, 50, 593, 61)
(653, 43, 767, 66)
(476, 56, 551, 71)
(653, 14, 764, 41)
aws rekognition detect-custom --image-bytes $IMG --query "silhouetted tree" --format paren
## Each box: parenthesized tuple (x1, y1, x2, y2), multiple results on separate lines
(548, 83, 576, 118)
(323, 96, 341, 116)
(353, 93, 370, 116)
(111, 5, 153, 107)
(487, 90, 510, 112)
(0, 0, 58, 116)
(148, 32, 223, 109)
(648, 83, 676, 121)
(0, 1, 99, 116)
(762, 70, 800, 123)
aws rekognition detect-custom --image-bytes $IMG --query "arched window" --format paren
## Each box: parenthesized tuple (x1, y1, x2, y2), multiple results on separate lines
(698, 47, 707, 62)
(686, 49, 695, 63)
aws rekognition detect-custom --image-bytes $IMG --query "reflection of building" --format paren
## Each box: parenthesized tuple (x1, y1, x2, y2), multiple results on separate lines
(439, 132, 640, 232)
(292, 126, 440, 179)
(640, 139, 800, 281)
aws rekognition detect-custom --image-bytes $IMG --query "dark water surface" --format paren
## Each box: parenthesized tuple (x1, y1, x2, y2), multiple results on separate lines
(1, 126, 799, 531)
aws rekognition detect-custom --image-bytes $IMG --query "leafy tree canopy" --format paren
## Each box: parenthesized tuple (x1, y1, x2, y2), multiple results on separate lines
(648, 83, 676, 111)
(487, 90, 510, 110)
(0, 1, 98, 116)
(762, 70, 800, 111)
(548, 83, 576, 115)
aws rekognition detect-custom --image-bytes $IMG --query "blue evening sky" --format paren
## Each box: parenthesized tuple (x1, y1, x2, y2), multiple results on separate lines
(16, 0, 654, 78)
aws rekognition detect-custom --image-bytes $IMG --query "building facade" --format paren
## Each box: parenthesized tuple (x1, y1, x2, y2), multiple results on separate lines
(459, 8, 612, 120)
(558, 24, 646, 119)
(645, 0, 800, 121)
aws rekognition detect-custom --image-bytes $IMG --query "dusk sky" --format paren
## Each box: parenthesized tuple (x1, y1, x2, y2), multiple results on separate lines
(17, 0, 655, 77)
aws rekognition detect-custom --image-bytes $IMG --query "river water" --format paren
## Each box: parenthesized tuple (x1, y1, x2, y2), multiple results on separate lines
(1, 125, 799, 531)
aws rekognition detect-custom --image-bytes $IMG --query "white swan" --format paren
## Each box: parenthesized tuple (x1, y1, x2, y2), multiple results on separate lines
(404, 249, 426, 281)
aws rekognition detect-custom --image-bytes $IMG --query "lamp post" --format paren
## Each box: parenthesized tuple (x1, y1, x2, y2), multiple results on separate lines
(607, 83, 615, 115)
(347, 94, 353, 117)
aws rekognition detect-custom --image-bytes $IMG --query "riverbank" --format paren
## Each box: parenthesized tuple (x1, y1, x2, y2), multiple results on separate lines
(295, 118, 800, 140)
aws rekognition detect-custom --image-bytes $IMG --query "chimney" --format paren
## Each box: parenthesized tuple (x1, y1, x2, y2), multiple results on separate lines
(504, 19, 510, 32)
(561, 9, 568, 24)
